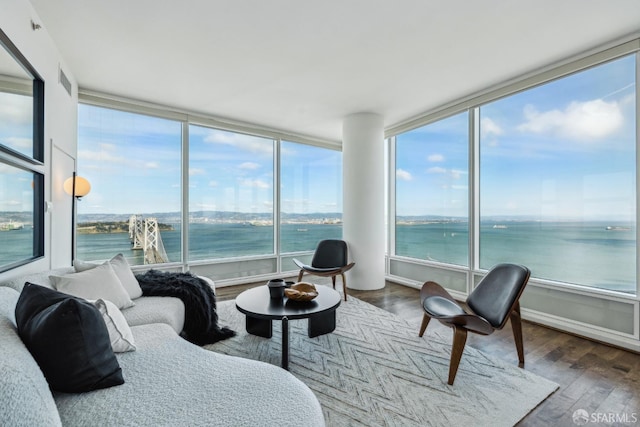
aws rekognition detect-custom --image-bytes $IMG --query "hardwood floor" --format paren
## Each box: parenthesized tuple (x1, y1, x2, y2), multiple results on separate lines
(216, 279, 640, 426)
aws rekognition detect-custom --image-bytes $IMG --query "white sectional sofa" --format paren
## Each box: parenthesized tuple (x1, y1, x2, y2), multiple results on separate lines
(0, 266, 325, 426)
(3, 266, 188, 334)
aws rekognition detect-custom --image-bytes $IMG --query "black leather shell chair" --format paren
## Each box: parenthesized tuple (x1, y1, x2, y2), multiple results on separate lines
(293, 239, 355, 301)
(418, 263, 531, 385)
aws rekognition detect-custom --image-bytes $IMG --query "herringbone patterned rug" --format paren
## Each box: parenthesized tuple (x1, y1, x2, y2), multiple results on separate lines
(207, 294, 558, 426)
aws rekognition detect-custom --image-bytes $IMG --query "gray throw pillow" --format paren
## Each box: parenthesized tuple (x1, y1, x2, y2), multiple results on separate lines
(50, 262, 134, 309)
(74, 253, 143, 299)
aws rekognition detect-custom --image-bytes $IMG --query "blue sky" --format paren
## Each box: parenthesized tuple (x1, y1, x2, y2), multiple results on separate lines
(76, 106, 342, 215)
(396, 54, 636, 221)
(5, 54, 633, 221)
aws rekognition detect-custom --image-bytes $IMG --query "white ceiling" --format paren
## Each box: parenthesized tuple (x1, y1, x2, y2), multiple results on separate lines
(28, 0, 640, 142)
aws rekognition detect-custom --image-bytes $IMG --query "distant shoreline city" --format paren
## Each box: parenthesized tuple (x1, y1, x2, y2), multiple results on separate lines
(0, 210, 635, 233)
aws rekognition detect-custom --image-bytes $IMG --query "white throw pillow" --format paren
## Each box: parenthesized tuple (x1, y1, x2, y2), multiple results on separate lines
(50, 263, 135, 309)
(92, 299, 136, 353)
(75, 253, 143, 299)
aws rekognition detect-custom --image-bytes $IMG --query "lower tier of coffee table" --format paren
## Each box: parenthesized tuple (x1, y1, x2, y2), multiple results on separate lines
(245, 310, 337, 370)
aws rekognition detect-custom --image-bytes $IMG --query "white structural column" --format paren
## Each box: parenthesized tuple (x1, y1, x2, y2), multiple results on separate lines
(342, 113, 385, 291)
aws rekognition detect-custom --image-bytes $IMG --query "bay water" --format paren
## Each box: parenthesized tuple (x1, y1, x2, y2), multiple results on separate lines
(2, 220, 633, 293)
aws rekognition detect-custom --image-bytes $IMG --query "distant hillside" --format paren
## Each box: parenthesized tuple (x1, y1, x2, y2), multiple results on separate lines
(77, 211, 343, 223)
(77, 221, 174, 234)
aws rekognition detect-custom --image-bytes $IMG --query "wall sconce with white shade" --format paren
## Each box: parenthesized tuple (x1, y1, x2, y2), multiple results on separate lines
(64, 172, 91, 262)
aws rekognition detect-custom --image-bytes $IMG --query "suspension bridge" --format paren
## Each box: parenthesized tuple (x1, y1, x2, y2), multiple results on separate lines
(128, 215, 169, 264)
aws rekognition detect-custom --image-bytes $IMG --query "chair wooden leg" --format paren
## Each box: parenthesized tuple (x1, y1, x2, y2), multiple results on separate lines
(448, 326, 468, 385)
(331, 275, 336, 289)
(297, 270, 304, 282)
(418, 313, 431, 337)
(510, 302, 525, 367)
(340, 273, 347, 301)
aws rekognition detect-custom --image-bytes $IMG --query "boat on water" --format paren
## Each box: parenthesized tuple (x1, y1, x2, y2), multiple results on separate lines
(249, 220, 272, 226)
(492, 224, 508, 229)
(605, 226, 631, 231)
(0, 221, 24, 231)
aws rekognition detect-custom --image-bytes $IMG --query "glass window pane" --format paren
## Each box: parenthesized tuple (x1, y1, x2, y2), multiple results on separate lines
(479, 55, 636, 293)
(280, 141, 342, 253)
(395, 112, 469, 266)
(0, 31, 41, 162)
(0, 90, 32, 158)
(0, 162, 42, 270)
(76, 104, 182, 266)
(188, 125, 274, 260)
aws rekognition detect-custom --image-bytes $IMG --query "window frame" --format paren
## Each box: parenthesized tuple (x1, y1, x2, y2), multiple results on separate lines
(0, 28, 45, 273)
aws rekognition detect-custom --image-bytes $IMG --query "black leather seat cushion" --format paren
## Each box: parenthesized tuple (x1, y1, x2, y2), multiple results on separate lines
(422, 296, 466, 317)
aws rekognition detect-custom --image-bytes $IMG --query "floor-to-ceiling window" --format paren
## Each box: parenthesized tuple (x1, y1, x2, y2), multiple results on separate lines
(395, 112, 469, 266)
(76, 104, 342, 273)
(387, 44, 638, 349)
(188, 124, 274, 260)
(280, 140, 342, 254)
(0, 29, 44, 272)
(390, 51, 637, 295)
(479, 54, 636, 293)
(76, 104, 183, 265)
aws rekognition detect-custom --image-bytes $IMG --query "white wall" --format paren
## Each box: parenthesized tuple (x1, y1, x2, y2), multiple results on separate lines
(0, 0, 78, 281)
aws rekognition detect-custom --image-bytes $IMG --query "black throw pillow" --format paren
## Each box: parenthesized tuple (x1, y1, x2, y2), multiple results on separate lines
(15, 282, 124, 393)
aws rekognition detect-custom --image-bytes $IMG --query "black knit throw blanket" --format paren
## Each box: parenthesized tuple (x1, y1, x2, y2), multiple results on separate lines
(135, 270, 235, 345)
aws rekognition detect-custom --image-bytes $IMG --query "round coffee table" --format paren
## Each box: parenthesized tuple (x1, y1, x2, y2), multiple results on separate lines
(235, 284, 341, 370)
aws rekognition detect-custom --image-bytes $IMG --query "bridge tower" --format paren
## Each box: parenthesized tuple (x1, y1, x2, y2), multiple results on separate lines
(128, 214, 169, 264)
(143, 218, 169, 264)
(129, 215, 145, 250)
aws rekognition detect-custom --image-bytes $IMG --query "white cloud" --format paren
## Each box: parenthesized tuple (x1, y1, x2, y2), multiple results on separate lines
(0, 92, 32, 125)
(194, 203, 217, 210)
(427, 166, 446, 174)
(0, 163, 19, 174)
(450, 169, 464, 180)
(428, 167, 466, 180)
(189, 168, 206, 176)
(79, 143, 166, 171)
(208, 180, 218, 187)
(428, 154, 444, 162)
(396, 169, 412, 181)
(240, 178, 270, 189)
(78, 148, 127, 164)
(517, 98, 624, 140)
(481, 117, 504, 137)
(239, 162, 260, 170)
(1, 137, 31, 149)
(204, 131, 272, 155)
